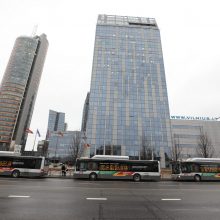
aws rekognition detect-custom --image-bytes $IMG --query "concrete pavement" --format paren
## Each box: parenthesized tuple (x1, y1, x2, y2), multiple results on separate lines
(1, 177, 220, 219)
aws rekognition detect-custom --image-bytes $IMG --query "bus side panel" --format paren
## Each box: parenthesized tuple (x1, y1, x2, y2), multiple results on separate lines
(97, 171, 160, 181)
(97, 171, 133, 180)
(73, 171, 92, 179)
(201, 173, 220, 181)
(141, 172, 161, 181)
(0, 168, 13, 176)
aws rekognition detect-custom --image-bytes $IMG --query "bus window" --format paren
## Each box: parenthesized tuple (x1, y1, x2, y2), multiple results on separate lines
(33, 159, 42, 169)
(80, 162, 87, 171)
(12, 159, 25, 168)
(181, 163, 191, 173)
(171, 163, 181, 174)
(88, 162, 97, 171)
(0, 159, 12, 168)
(191, 164, 200, 172)
(131, 165, 148, 172)
(148, 163, 159, 172)
(131, 162, 158, 172)
(99, 162, 128, 171)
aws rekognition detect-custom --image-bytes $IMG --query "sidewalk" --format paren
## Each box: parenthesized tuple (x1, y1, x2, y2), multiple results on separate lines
(47, 168, 74, 178)
(160, 168, 172, 180)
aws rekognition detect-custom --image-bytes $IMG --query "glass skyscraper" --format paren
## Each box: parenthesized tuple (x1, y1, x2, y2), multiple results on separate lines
(46, 110, 81, 162)
(83, 15, 172, 167)
(47, 110, 66, 134)
(0, 34, 48, 152)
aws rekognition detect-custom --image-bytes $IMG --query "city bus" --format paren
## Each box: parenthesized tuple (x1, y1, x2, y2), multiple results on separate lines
(171, 158, 220, 182)
(73, 155, 160, 181)
(0, 153, 49, 178)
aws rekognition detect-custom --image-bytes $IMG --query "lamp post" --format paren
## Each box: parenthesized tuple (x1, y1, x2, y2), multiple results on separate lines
(103, 118, 107, 155)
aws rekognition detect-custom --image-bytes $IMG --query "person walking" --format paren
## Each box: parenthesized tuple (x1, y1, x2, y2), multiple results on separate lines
(61, 163, 66, 176)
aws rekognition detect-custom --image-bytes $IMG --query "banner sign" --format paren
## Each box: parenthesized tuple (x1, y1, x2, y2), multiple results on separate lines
(170, 116, 219, 121)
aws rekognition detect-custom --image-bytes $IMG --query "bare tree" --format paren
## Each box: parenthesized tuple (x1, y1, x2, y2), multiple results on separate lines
(68, 131, 82, 165)
(171, 135, 182, 161)
(196, 131, 214, 158)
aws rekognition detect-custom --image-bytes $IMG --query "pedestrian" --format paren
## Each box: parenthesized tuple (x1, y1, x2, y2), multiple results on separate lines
(61, 163, 66, 176)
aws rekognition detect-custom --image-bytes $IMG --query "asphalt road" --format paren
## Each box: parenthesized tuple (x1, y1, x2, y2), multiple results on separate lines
(0, 177, 220, 220)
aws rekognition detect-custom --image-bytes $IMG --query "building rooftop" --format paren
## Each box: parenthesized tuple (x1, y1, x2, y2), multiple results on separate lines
(97, 14, 158, 28)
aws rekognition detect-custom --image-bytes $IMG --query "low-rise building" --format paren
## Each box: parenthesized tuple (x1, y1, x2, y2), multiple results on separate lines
(171, 116, 220, 158)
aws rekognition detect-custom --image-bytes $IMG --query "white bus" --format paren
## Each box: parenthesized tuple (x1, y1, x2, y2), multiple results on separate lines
(0, 154, 49, 178)
(74, 155, 160, 181)
(171, 158, 220, 182)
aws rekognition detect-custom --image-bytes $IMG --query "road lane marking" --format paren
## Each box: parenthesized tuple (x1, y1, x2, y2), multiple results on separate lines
(161, 198, 181, 201)
(86, 198, 107, 201)
(8, 195, 30, 198)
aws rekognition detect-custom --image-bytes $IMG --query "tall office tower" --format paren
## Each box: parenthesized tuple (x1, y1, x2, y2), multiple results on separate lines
(0, 34, 48, 152)
(46, 110, 81, 161)
(47, 110, 66, 134)
(83, 15, 172, 167)
(47, 109, 65, 160)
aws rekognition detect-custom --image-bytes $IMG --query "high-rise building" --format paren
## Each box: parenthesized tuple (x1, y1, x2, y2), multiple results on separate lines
(0, 34, 48, 152)
(47, 110, 66, 134)
(83, 15, 172, 167)
(46, 110, 81, 162)
(47, 130, 82, 162)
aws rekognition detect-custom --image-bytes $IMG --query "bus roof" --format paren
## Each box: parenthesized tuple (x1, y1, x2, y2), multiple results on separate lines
(91, 155, 129, 160)
(184, 158, 220, 163)
(0, 151, 21, 156)
(0, 153, 45, 159)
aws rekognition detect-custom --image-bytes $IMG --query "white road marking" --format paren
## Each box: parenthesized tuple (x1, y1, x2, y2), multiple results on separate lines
(8, 195, 30, 198)
(161, 198, 181, 201)
(86, 198, 107, 201)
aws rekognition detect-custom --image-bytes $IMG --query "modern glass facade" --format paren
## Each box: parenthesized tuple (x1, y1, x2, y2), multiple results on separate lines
(48, 131, 81, 161)
(47, 110, 82, 161)
(0, 34, 48, 151)
(47, 110, 66, 133)
(84, 15, 172, 167)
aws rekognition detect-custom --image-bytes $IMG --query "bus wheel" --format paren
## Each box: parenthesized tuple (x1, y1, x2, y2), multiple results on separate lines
(194, 174, 201, 182)
(133, 174, 141, 182)
(89, 173, 97, 181)
(12, 170, 20, 178)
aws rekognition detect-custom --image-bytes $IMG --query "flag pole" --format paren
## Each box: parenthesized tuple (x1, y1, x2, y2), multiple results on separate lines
(32, 131, 37, 151)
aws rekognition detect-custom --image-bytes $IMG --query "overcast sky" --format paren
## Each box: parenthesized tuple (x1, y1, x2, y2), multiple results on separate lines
(0, 0, 220, 149)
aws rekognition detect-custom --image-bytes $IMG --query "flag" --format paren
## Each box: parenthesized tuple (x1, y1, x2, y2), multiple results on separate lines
(26, 128, 33, 134)
(58, 131, 64, 137)
(36, 129, 41, 137)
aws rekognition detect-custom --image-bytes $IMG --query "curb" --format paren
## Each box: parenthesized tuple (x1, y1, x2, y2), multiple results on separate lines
(46, 176, 74, 179)
(45, 175, 172, 181)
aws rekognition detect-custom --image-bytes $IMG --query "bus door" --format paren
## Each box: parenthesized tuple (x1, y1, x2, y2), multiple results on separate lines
(171, 162, 181, 174)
